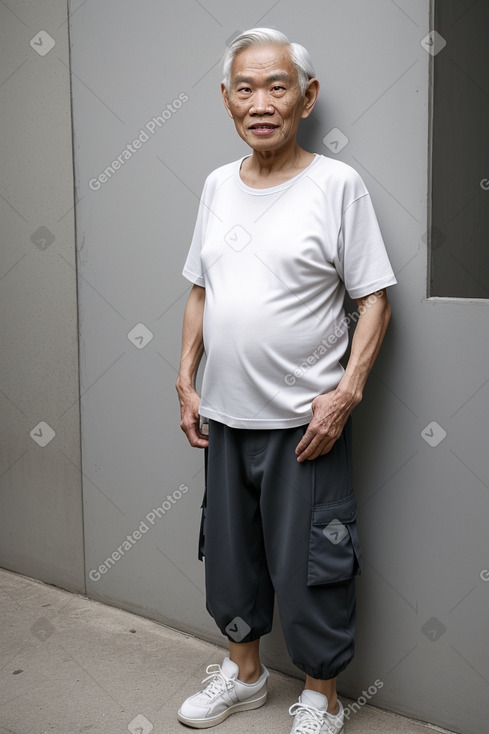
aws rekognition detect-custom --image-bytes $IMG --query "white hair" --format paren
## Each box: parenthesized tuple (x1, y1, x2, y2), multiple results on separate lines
(222, 28, 316, 96)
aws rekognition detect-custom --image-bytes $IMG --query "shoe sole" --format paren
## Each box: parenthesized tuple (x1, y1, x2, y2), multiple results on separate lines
(177, 690, 268, 729)
(292, 722, 343, 734)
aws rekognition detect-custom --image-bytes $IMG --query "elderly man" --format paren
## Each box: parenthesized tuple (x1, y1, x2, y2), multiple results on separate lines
(176, 28, 396, 733)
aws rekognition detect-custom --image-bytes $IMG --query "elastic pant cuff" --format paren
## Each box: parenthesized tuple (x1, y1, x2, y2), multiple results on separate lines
(292, 654, 354, 681)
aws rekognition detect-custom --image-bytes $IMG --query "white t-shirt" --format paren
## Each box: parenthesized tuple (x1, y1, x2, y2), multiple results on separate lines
(183, 154, 397, 429)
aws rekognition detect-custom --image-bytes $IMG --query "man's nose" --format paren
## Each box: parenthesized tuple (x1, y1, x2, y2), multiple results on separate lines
(250, 91, 272, 115)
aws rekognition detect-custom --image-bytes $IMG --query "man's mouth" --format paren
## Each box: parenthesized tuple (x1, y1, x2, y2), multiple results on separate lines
(249, 123, 279, 130)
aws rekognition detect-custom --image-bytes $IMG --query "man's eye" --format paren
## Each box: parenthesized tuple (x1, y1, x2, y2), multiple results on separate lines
(272, 86, 286, 91)
(238, 87, 251, 93)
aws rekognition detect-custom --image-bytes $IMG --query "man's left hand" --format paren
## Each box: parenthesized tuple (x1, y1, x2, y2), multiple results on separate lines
(295, 389, 357, 462)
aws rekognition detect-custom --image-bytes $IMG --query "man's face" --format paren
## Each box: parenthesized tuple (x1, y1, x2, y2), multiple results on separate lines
(221, 44, 314, 153)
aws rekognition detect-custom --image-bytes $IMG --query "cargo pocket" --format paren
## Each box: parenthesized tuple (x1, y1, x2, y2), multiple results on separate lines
(307, 493, 362, 586)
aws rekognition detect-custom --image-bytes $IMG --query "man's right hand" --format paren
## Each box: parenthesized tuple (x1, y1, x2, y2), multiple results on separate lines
(176, 385, 209, 448)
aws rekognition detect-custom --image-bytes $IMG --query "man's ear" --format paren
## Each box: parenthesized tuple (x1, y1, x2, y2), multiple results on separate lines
(221, 83, 234, 119)
(301, 78, 320, 119)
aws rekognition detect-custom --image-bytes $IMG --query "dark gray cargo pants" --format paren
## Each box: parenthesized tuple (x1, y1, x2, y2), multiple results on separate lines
(198, 417, 361, 680)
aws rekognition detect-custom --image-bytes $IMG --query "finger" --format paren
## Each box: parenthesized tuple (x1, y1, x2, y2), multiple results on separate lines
(196, 425, 209, 447)
(297, 434, 337, 462)
(307, 440, 335, 460)
(296, 434, 323, 462)
(308, 435, 339, 460)
(189, 433, 209, 448)
(193, 436, 209, 448)
(295, 429, 316, 455)
(184, 424, 209, 448)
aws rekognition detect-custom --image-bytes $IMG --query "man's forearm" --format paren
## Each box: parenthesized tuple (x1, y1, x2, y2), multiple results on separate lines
(295, 290, 392, 461)
(176, 284, 205, 394)
(337, 290, 392, 406)
(176, 284, 208, 448)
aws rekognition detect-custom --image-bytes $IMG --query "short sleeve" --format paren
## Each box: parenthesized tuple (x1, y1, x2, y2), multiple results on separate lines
(336, 192, 397, 300)
(182, 178, 212, 287)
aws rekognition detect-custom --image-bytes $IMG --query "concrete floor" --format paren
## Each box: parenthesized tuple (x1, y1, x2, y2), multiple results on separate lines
(0, 568, 455, 734)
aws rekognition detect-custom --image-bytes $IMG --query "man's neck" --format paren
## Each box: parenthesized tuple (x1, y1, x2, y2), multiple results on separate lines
(240, 145, 315, 189)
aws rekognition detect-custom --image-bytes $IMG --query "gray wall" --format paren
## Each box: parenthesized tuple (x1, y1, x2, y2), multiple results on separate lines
(1, 1, 488, 733)
(0, 0, 84, 592)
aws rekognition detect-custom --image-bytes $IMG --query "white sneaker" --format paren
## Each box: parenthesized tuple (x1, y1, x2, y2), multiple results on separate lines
(177, 656, 269, 729)
(289, 690, 345, 733)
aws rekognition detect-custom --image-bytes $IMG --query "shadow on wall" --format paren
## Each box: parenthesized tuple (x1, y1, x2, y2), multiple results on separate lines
(297, 98, 330, 155)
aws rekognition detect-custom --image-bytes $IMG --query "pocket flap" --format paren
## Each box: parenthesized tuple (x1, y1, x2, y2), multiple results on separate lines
(312, 493, 357, 526)
(307, 493, 361, 586)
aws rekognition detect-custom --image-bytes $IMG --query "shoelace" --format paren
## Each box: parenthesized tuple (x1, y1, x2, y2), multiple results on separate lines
(200, 664, 234, 700)
(289, 702, 340, 734)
